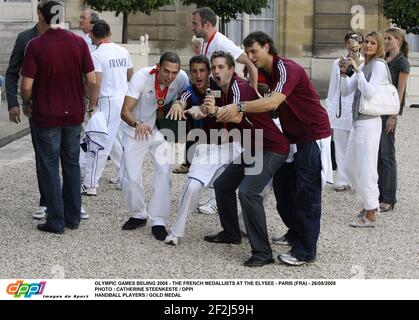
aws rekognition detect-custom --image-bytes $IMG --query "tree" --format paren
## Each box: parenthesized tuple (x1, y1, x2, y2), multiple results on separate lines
(182, 0, 269, 34)
(84, 0, 174, 43)
(383, 0, 419, 34)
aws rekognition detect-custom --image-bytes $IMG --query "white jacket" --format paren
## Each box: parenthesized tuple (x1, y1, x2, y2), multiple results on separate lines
(326, 59, 354, 131)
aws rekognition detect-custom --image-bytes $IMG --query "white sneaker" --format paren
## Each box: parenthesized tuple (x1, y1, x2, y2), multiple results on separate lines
(81, 185, 97, 196)
(198, 197, 211, 207)
(109, 177, 120, 184)
(32, 206, 47, 219)
(81, 206, 89, 219)
(278, 252, 313, 266)
(198, 197, 218, 215)
(272, 235, 292, 246)
(164, 233, 179, 246)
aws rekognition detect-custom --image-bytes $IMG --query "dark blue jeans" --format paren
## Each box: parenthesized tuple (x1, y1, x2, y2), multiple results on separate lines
(273, 141, 322, 261)
(35, 125, 82, 231)
(29, 119, 47, 207)
(213, 151, 287, 260)
(378, 115, 397, 204)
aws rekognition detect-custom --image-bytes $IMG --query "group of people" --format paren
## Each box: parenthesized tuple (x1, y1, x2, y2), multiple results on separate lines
(327, 28, 410, 227)
(4, 2, 410, 267)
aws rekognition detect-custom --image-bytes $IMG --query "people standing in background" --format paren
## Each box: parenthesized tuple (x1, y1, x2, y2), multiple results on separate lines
(326, 32, 363, 192)
(191, 7, 258, 93)
(340, 31, 392, 228)
(81, 20, 134, 197)
(379, 28, 410, 212)
(79, 9, 99, 52)
(21, 1, 96, 234)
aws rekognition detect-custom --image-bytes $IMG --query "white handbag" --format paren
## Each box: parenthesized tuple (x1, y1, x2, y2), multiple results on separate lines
(359, 81, 400, 116)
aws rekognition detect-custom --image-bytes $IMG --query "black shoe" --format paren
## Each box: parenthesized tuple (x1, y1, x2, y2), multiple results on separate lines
(204, 232, 241, 245)
(65, 223, 79, 230)
(37, 223, 64, 235)
(122, 218, 147, 230)
(243, 256, 275, 268)
(152, 225, 168, 241)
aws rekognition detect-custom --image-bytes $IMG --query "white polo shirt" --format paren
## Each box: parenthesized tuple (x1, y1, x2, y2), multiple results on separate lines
(92, 42, 133, 97)
(201, 32, 244, 61)
(124, 67, 189, 137)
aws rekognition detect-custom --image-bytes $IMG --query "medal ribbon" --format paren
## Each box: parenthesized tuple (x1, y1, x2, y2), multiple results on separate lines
(202, 32, 217, 56)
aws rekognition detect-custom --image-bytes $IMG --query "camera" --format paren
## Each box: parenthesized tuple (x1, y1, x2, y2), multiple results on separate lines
(340, 56, 355, 77)
(349, 34, 363, 43)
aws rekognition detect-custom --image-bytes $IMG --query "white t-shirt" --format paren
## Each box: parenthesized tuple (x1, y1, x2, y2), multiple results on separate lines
(201, 32, 243, 61)
(124, 67, 189, 136)
(92, 42, 133, 97)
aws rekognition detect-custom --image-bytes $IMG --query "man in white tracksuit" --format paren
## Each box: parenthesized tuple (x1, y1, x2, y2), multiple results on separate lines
(326, 32, 363, 191)
(120, 52, 189, 241)
(82, 20, 134, 196)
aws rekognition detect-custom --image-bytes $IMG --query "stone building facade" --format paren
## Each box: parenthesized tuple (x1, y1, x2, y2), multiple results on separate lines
(1, 0, 418, 99)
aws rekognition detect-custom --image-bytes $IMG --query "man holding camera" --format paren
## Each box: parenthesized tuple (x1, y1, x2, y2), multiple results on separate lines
(326, 32, 363, 192)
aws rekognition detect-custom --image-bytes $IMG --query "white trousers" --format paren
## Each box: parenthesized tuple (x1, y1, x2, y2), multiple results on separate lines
(171, 142, 242, 237)
(333, 128, 351, 186)
(109, 124, 124, 177)
(344, 117, 382, 210)
(120, 129, 172, 227)
(83, 96, 124, 188)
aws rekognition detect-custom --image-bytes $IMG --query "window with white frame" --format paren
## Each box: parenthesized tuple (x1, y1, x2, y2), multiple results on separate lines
(226, 0, 276, 46)
(406, 33, 419, 53)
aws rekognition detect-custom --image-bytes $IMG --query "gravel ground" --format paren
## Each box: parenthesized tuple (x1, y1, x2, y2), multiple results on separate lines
(0, 108, 418, 279)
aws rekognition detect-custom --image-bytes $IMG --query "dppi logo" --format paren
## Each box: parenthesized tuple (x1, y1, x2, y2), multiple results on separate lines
(6, 280, 46, 298)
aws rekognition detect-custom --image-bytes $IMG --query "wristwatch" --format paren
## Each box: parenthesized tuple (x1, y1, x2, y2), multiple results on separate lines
(237, 102, 247, 113)
(134, 120, 142, 127)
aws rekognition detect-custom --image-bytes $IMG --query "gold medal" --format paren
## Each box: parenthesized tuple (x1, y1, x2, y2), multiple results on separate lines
(157, 98, 165, 107)
(157, 108, 165, 119)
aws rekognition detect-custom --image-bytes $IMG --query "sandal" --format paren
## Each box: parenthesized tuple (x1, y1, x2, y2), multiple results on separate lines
(379, 203, 395, 212)
(172, 164, 189, 174)
(350, 209, 377, 228)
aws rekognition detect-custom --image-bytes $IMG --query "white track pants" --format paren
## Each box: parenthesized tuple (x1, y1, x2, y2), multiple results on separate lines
(170, 142, 242, 237)
(344, 117, 381, 210)
(83, 96, 124, 189)
(120, 129, 172, 227)
(109, 124, 124, 177)
(333, 128, 351, 186)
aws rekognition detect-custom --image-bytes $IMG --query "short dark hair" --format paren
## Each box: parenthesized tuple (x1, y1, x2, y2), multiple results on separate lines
(90, 11, 99, 24)
(344, 31, 357, 42)
(159, 52, 181, 66)
(243, 31, 278, 56)
(210, 51, 235, 69)
(92, 20, 110, 39)
(40, 0, 63, 25)
(193, 7, 217, 27)
(37, 0, 49, 10)
(189, 55, 210, 71)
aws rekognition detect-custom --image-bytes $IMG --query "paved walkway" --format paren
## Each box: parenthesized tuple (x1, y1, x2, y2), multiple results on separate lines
(0, 108, 418, 280)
